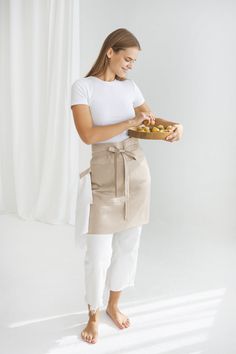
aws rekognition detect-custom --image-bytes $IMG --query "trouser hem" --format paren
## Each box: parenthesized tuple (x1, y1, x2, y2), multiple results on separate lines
(107, 282, 135, 292)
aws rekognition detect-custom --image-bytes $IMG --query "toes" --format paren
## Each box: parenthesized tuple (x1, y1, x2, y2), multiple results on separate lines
(119, 321, 125, 329)
(123, 318, 130, 328)
(115, 319, 124, 329)
(106, 309, 130, 330)
(121, 321, 127, 328)
(81, 330, 97, 344)
(83, 334, 90, 343)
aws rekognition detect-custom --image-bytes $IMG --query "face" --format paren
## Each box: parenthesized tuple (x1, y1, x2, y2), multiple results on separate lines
(107, 47, 139, 78)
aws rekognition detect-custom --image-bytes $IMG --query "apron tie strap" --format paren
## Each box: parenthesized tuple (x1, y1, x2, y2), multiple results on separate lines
(79, 167, 91, 179)
(108, 146, 137, 220)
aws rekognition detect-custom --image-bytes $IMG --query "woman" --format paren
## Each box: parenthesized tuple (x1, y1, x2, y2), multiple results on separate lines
(71, 28, 183, 344)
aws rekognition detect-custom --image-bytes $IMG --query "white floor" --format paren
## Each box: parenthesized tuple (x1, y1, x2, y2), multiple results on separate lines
(1, 213, 236, 354)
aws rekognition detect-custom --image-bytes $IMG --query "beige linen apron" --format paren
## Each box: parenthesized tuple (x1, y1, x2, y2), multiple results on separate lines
(83, 136, 151, 234)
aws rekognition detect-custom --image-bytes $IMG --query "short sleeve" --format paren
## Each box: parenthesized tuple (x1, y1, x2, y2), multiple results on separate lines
(131, 80, 145, 108)
(71, 79, 89, 107)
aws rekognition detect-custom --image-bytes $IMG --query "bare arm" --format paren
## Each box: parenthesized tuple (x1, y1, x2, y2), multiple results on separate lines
(71, 104, 137, 145)
(134, 102, 181, 127)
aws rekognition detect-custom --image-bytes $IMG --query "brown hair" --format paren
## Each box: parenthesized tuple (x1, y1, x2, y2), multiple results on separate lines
(84, 28, 141, 81)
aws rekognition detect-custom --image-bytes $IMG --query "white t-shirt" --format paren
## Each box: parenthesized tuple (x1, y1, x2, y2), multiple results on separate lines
(70, 76, 145, 143)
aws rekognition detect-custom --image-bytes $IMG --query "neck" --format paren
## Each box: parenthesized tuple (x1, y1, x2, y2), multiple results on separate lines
(97, 68, 116, 82)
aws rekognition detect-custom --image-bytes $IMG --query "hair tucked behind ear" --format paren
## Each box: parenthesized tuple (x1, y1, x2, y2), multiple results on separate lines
(84, 28, 141, 81)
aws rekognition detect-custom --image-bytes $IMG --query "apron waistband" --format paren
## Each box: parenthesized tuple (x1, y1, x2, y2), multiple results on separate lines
(91, 137, 139, 153)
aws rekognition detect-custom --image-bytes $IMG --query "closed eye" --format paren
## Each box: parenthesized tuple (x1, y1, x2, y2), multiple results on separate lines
(125, 57, 136, 64)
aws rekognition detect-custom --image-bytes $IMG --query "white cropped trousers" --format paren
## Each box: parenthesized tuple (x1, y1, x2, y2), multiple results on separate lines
(84, 225, 142, 314)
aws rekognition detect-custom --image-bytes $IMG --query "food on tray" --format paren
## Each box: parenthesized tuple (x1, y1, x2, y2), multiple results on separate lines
(151, 126, 159, 132)
(143, 126, 150, 132)
(166, 125, 175, 131)
(137, 126, 145, 132)
(128, 116, 178, 140)
(137, 125, 150, 132)
(135, 123, 175, 134)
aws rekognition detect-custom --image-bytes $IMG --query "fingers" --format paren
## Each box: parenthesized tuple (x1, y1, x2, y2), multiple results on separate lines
(140, 112, 151, 125)
(141, 112, 149, 118)
(141, 112, 154, 119)
(142, 116, 155, 125)
(166, 133, 178, 142)
(146, 112, 155, 121)
(147, 112, 156, 125)
(139, 112, 156, 126)
(166, 137, 178, 142)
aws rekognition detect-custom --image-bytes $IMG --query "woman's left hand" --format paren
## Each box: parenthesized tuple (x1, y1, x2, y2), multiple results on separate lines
(166, 124, 184, 142)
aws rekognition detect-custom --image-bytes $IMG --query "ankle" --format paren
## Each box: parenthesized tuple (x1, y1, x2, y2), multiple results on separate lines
(89, 313, 99, 322)
(107, 302, 119, 310)
(88, 305, 100, 321)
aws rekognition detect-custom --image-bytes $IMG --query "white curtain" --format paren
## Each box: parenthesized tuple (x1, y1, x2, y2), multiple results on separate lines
(0, 0, 84, 225)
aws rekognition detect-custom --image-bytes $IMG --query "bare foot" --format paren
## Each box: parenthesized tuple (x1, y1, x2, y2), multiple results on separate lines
(106, 305, 130, 329)
(81, 308, 99, 344)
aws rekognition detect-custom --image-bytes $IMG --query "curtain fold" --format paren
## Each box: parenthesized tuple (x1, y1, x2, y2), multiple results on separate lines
(0, 0, 82, 225)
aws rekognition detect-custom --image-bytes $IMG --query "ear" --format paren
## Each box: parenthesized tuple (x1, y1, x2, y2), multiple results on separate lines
(106, 47, 113, 59)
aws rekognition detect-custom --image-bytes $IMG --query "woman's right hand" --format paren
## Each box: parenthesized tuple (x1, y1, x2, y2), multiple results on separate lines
(131, 112, 155, 127)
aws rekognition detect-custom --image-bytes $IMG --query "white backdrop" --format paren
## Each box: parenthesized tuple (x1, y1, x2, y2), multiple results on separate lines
(1, 1, 236, 353)
(79, 0, 236, 238)
(0, 0, 82, 225)
(1, 0, 235, 235)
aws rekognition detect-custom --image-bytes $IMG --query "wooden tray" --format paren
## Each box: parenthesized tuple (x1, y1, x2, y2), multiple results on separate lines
(128, 118, 176, 140)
